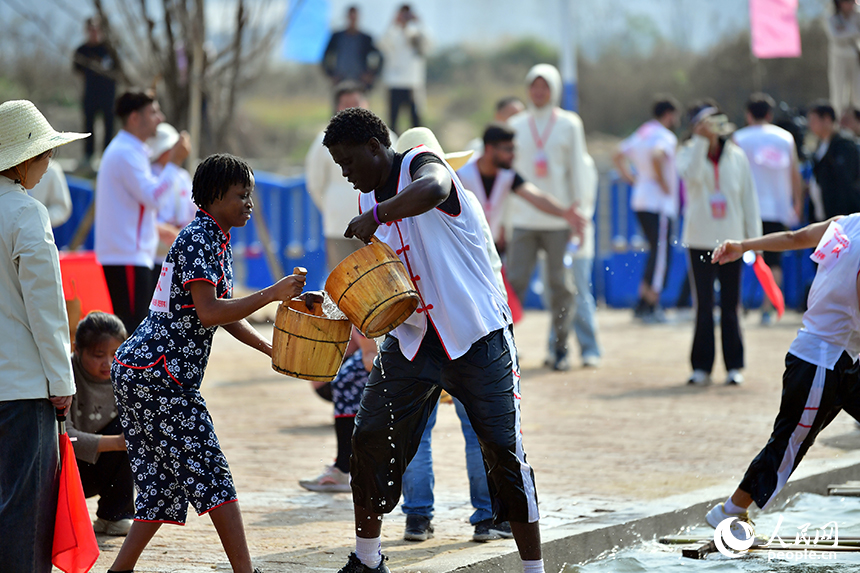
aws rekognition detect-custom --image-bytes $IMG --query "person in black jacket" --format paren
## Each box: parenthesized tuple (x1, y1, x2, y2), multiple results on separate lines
(809, 100, 860, 220)
(321, 6, 383, 93)
(73, 16, 118, 165)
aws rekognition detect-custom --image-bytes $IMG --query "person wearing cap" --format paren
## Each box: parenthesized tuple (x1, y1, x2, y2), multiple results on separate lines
(94, 89, 190, 335)
(677, 101, 761, 386)
(146, 122, 196, 286)
(507, 63, 599, 371)
(323, 108, 545, 573)
(0, 99, 89, 572)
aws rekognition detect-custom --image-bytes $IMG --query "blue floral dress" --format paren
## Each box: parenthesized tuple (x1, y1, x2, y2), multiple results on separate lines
(111, 210, 237, 524)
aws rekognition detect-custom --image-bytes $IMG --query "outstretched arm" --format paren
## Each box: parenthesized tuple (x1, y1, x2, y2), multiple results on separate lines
(712, 216, 842, 265)
(223, 319, 273, 356)
(515, 181, 585, 234)
(188, 272, 307, 329)
(345, 162, 452, 242)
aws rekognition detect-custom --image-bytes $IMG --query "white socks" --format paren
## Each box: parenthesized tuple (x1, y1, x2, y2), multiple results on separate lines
(523, 558, 545, 573)
(356, 535, 382, 569)
(725, 497, 746, 515)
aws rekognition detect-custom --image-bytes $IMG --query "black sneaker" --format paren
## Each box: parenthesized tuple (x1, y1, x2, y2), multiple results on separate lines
(552, 353, 571, 372)
(472, 519, 514, 542)
(337, 552, 390, 573)
(403, 514, 434, 541)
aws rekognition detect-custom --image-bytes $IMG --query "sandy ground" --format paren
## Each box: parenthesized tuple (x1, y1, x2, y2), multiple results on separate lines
(78, 308, 860, 572)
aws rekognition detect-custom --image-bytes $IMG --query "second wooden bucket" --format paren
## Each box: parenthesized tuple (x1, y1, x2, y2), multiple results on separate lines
(325, 239, 420, 338)
(271, 298, 353, 382)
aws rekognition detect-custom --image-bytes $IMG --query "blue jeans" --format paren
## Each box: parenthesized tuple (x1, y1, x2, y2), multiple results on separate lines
(548, 257, 601, 359)
(401, 398, 493, 525)
(0, 399, 59, 573)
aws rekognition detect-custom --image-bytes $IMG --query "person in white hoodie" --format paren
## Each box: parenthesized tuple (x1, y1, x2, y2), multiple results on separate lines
(507, 64, 599, 371)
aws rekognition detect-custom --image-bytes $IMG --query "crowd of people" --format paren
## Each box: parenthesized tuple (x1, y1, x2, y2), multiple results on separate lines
(5, 2, 860, 573)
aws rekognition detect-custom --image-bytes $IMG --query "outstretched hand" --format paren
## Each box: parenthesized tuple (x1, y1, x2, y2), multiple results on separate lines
(564, 203, 587, 240)
(711, 241, 744, 265)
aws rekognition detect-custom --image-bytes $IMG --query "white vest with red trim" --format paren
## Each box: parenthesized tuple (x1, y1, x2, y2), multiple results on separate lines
(455, 157, 516, 244)
(359, 146, 511, 360)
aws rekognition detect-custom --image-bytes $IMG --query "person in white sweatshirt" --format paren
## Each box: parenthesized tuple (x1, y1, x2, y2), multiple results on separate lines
(677, 101, 761, 386)
(507, 63, 598, 371)
(826, 0, 860, 120)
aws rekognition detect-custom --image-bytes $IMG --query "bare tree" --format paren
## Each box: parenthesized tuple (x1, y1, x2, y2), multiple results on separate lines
(86, 0, 286, 154)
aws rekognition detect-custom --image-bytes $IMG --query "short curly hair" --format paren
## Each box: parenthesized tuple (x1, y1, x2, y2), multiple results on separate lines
(323, 107, 391, 149)
(192, 153, 253, 209)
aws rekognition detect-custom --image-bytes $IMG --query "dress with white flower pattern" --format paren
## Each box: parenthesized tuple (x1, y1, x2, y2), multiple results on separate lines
(111, 210, 238, 524)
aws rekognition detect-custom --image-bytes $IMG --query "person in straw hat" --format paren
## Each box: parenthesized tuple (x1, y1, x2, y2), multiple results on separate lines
(0, 99, 89, 572)
(323, 108, 545, 573)
(677, 100, 761, 386)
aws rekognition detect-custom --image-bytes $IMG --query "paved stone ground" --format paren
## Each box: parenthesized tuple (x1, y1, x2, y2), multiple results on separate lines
(78, 308, 860, 572)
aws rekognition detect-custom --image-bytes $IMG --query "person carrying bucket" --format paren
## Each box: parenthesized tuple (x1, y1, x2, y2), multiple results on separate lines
(322, 107, 544, 573)
(706, 214, 860, 533)
(107, 154, 318, 573)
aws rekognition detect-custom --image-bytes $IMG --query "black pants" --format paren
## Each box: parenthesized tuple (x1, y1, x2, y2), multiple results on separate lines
(351, 325, 539, 524)
(740, 352, 860, 509)
(636, 211, 672, 295)
(389, 88, 420, 134)
(102, 264, 154, 335)
(77, 417, 134, 521)
(761, 221, 787, 270)
(82, 89, 115, 158)
(688, 248, 743, 372)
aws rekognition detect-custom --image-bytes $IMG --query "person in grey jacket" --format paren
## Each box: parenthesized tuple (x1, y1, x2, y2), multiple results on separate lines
(0, 99, 88, 572)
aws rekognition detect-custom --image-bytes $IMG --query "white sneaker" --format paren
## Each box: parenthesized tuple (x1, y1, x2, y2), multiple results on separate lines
(298, 464, 351, 493)
(726, 370, 744, 385)
(686, 370, 711, 385)
(706, 503, 755, 537)
(93, 517, 133, 536)
(582, 355, 601, 368)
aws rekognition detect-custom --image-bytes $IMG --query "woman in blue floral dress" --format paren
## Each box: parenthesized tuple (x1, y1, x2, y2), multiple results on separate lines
(108, 154, 315, 573)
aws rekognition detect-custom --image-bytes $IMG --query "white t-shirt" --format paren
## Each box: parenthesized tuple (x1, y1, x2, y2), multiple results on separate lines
(619, 120, 678, 217)
(733, 124, 797, 225)
(789, 214, 860, 369)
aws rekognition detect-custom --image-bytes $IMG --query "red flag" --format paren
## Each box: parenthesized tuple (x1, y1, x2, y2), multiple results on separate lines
(750, 0, 801, 59)
(753, 255, 785, 318)
(53, 432, 99, 573)
(501, 267, 523, 324)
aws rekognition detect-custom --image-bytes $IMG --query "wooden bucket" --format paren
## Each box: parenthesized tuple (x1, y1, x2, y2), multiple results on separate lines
(325, 239, 420, 338)
(271, 298, 353, 382)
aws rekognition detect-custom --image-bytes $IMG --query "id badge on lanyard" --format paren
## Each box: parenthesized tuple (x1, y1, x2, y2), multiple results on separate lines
(709, 161, 726, 219)
(534, 149, 548, 178)
(529, 111, 556, 180)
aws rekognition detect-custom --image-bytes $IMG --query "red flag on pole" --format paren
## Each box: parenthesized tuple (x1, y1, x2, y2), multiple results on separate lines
(750, 0, 802, 59)
(753, 255, 785, 318)
(53, 412, 99, 573)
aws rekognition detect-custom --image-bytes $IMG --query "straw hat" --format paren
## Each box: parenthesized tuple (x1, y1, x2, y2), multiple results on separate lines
(394, 127, 473, 171)
(146, 123, 180, 161)
(0, 100, 89, 172)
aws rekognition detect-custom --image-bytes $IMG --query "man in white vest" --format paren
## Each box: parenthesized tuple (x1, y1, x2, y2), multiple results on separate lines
(322, 107, 545, 573)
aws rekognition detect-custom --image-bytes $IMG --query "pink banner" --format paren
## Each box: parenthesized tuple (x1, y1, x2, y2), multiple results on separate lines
(750, 0, 801, 59)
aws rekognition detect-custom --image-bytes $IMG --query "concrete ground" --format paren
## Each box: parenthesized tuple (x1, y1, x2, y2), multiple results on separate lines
(79, 308, 860, 572)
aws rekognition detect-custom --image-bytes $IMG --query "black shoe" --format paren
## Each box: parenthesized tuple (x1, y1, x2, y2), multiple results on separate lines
(337, 552, 390, 573)
(472, 519, 514, 542)
(403, 514, 434, 541)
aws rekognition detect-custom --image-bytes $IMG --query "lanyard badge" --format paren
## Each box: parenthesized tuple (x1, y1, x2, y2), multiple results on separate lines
(529, 111, 556, 180)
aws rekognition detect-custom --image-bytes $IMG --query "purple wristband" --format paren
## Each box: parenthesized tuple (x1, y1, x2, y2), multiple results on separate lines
(373, 204, 383, 225)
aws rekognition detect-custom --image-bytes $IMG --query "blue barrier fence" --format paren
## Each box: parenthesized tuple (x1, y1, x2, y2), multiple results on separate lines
(61, 171, 816, 309)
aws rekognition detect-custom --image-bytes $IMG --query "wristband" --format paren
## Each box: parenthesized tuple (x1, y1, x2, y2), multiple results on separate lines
(373, 204, 384, 225)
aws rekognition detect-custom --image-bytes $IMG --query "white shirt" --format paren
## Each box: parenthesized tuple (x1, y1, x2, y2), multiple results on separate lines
(827, 10, 860, 56)
(619, 119, 678, 217)
(789, 214, 860, 369)
(456, 157, 516, 244)
(0, 177, 75, 401)
(359, 146, 510, 361)
(379, 21, 428, 89)
(733, 124, 798, 225)
(94, 130, 180, 268)
(29, 160, 72, 227)
(305, 130, 366, 239)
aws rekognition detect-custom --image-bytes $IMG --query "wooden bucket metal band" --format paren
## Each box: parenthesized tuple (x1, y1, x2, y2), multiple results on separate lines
(334, 260, 410, 307)
(271, 363, 338, 382)
(360, 290, 419, 335)
(272, 325, 352, 345)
